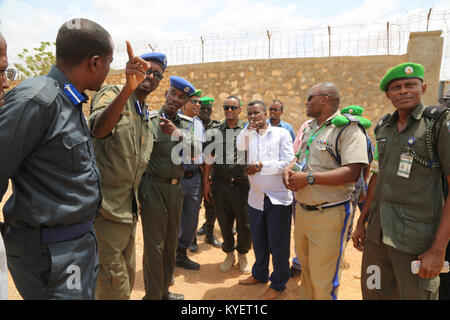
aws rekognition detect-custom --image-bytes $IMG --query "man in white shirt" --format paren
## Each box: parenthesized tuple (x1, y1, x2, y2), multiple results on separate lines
(236, 100, 295, 300)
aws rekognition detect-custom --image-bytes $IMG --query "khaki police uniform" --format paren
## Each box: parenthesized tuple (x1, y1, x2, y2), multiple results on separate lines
(89, 84, 153, 299)
(138, 107, 192, 300)
(294, 111, 368, 300)
(362, 102, 450, 300)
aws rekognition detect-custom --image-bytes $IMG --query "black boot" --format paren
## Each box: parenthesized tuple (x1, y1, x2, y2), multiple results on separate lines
(196, 222, 207, 236)
(189, 236, 198, 253)
(176, 247, 200, 270)
(205, 225, 222, 248)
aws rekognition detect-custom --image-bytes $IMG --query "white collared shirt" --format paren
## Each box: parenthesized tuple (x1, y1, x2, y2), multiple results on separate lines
(237, 124, 295, 211)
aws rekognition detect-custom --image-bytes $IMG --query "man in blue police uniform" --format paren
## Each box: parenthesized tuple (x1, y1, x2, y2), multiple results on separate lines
(0, 18, 114, 299)
(176, 89, 204, 270)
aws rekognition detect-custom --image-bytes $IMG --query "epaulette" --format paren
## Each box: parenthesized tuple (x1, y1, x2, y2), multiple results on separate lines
(179, 114, 193, 122)
(423, 105, 448, 121)
(14, 76, 59, 107)
(374, 113, 391, 136)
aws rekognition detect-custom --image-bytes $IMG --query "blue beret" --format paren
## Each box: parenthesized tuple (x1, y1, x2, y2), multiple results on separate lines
(169, 76, 195, 96)
(140, 52, 167, 71)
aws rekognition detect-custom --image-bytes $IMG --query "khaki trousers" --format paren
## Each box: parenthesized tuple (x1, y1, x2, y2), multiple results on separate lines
(294, 202, 351, 300)
(95, 213, 136, 300)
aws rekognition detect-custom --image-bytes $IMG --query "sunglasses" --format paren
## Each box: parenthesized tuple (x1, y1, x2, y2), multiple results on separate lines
(190, 99, 200, 105)
(268, 107, 281, 112)
(200, 106, 212, 111)
(223, 105, 239, 111)
(0, 68, 16, 81)
(145, 69, 164, 81)
(307, 94, 333, 102)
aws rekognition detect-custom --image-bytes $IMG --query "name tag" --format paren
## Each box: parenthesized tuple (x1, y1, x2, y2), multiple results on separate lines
(397, 152, 413, 178)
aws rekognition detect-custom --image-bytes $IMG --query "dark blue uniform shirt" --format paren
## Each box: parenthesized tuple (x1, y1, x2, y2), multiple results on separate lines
(0, 65, 101, 228)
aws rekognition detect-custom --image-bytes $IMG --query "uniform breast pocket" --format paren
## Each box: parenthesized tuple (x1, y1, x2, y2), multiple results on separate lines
(62, 130, 91, 172)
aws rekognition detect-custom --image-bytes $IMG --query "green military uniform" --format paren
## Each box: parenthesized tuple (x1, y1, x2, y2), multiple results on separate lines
(202, 118, 222, 238)
(89, 84, 153, 299)
(209, 119, 252, 255)
(138, 106, 193, 300)
(362, 102, 450, 299)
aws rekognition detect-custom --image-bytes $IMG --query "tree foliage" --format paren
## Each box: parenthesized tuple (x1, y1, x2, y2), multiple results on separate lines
(13, 41, 56, 80)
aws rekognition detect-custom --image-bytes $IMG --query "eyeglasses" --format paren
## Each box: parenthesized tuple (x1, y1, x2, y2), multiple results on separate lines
(223, 105, 239, 111)
(190, 99, 200, 105)
(200, 106, 212, 111)
(307, 94, 333, 102)
(145, 69, 164, 81)
(268, 107, 281, 112)
(0, 68, 16, 81)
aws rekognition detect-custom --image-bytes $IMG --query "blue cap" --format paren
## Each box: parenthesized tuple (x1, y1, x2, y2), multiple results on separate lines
(140, 52, 167, 71)
(169, 76, 195, 96)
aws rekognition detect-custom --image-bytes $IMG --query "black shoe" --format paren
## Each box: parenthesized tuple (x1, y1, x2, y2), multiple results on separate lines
(189, 237, 198, 253)
(176, 255, 200, 270)
(205, 235, 222, 248)
(163, 292, 184, 300)
(289, 266, 302, 278)
(197, 223, 206, 236)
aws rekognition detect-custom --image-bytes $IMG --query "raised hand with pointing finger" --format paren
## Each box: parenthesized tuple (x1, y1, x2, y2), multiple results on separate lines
(124, 41, 150, 93)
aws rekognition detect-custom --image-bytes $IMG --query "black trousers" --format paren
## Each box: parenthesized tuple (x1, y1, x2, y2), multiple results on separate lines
(212, 181, 251, 254)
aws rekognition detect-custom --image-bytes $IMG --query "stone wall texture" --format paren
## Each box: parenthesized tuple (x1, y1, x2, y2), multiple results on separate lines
(8, 31, 444, 142)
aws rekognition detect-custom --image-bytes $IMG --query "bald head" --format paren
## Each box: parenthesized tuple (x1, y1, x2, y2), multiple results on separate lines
(0, 32, 6, 53)
(0, 32, 9, 107)
(316, 82, 340, 109)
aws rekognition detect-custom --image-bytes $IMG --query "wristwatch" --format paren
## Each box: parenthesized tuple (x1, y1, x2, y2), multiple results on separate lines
(255, 162, 263, 172)
(306, 172, 315, 185)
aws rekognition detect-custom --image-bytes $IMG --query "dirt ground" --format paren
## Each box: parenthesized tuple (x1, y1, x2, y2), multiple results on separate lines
(1, 183, 363, 300)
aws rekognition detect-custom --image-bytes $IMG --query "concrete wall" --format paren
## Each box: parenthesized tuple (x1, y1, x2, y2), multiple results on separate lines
(7, 31, 443, 141)
(93, 31, 443, 141)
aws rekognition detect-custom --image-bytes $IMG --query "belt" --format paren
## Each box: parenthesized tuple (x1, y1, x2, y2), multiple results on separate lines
(183, 168, 201, 179)
(6, 220, 94, 244)
(214, 175, 249, 187)
(143, 172, 179, 185)
(300, 200, 349, 211)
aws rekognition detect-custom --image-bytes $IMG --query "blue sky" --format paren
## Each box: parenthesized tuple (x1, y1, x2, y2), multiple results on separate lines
(0, 0, 449, 68)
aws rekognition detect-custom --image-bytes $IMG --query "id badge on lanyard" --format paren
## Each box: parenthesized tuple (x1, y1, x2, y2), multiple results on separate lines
(397, 147, 413, 179)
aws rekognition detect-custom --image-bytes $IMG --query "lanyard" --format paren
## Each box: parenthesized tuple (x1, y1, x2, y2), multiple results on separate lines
(304, 123, 326, 164)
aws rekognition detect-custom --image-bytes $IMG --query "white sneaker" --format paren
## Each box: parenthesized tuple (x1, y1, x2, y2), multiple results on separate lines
(238, 253, 251, 274)
(220, 252, 236, 272)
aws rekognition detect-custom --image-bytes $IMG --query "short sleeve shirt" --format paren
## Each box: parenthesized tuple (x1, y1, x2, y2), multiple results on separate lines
(295, 111, 369, 205)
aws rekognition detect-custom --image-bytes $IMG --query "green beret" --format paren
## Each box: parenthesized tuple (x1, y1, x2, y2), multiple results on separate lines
(200, 96, 215, 106)
(379, 62, 425, 91)
(190, 89, 203, 97)
(341, 105, 364, 116)
(332, 105, 372, 129)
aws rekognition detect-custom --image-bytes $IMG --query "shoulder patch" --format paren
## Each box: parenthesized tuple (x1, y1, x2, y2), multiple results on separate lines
(179, 114, 193, 122)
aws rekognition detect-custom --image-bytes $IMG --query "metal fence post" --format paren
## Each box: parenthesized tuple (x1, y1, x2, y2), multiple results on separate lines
(267, 30, 271, 59)
(200, 36, 205, 63)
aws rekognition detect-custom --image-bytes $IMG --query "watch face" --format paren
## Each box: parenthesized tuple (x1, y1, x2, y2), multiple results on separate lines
(307, 174, 314, 185)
